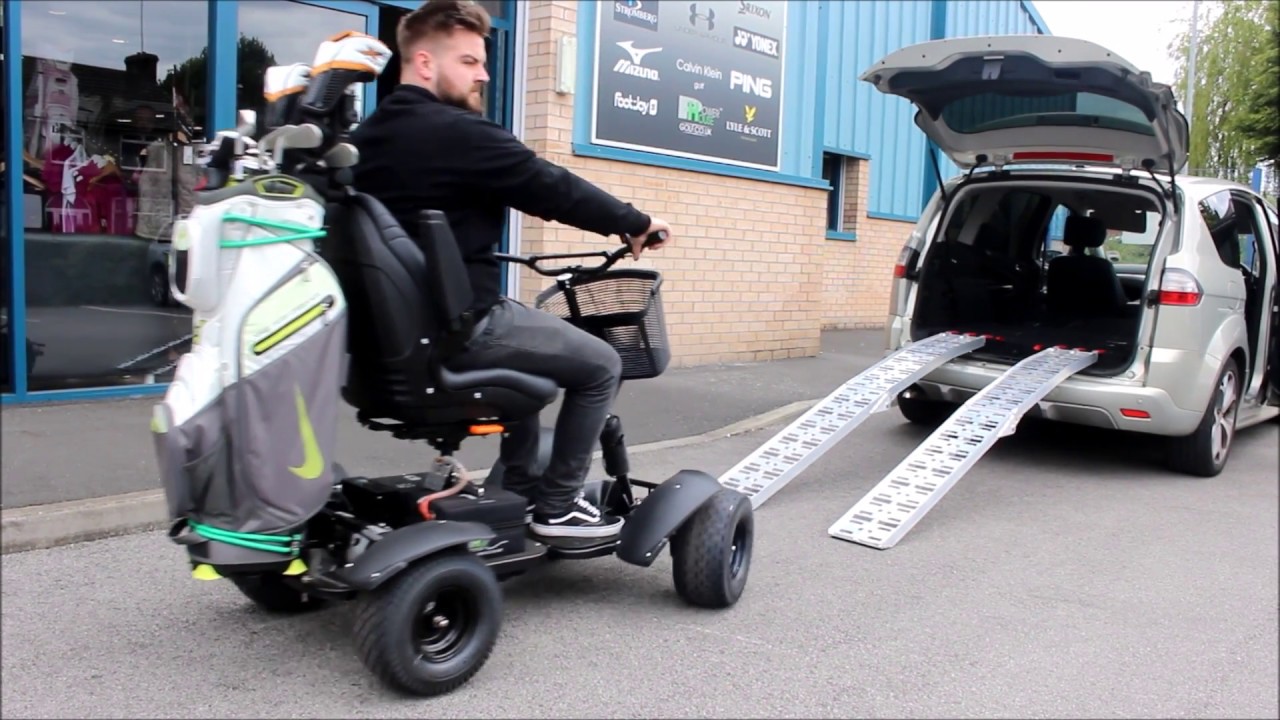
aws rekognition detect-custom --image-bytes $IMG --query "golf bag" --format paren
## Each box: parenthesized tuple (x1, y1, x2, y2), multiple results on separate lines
(150, 31, 392, 578)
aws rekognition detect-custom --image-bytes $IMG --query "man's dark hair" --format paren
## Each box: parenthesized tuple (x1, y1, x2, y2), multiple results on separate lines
(397, 0, 492, 56)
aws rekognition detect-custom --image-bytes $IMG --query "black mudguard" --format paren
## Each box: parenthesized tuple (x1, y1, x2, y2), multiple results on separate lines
(617, 469, 723, 567)
(336, 520, 495, 591)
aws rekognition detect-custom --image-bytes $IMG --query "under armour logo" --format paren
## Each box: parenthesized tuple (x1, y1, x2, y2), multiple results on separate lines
(616, 40, 662, 64)
(689, 2, 716, 29)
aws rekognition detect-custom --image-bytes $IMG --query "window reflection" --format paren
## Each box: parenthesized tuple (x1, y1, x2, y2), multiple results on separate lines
(19, 0, 207, 391)
(236, 2, 367, 122)
(1, 2, 11, 391)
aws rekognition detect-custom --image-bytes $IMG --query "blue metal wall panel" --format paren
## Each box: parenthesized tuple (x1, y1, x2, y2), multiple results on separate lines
(820, 0, 933, 219)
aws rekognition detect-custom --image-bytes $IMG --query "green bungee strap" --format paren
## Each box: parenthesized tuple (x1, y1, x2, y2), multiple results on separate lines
(219, 213, 326, 248)
(188, 520, 302, 555)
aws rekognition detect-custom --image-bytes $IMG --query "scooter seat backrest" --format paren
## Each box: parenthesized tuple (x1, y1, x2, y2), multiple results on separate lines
(322, 192, 438, 404)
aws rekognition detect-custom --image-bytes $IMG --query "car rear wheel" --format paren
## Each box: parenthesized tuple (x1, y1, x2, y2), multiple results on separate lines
(1166, 358, 1240, 477)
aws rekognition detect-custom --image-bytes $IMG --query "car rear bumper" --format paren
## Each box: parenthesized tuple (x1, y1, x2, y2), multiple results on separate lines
(910, 358, 1204, 437)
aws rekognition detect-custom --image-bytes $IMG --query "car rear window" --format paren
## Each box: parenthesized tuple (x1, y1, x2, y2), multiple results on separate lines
(941, 92, 1154, 136)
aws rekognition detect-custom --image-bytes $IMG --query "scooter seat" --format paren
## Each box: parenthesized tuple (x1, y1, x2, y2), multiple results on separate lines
(437, 366, 558, 403)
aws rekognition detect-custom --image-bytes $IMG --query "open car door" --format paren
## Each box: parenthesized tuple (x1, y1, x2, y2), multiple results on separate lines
(860, 35, 1189, 176)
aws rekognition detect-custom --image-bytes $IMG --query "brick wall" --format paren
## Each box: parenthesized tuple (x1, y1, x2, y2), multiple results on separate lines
(517, 1, 828, 367)
(820, 156, 914, 329)
(515, 3, 918, 361)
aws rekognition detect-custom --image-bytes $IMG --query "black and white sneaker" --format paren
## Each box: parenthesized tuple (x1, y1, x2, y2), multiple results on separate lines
(530, 494, 624, 539)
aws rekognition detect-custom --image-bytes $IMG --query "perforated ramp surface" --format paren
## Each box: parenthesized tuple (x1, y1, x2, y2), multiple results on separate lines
(718, 331, 987, 508)
(828, 346, 1099, 549)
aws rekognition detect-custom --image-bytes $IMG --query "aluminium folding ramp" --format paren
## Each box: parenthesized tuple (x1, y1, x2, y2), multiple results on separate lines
(718, 331, 988, 509)
(827, 345, 1100, 550)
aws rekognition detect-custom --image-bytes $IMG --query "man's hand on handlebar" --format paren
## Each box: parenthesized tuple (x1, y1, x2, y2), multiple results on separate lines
(627, 217, 672, 258)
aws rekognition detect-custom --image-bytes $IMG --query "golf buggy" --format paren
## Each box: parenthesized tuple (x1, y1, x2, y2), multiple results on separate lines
(152, 32, 754, 698)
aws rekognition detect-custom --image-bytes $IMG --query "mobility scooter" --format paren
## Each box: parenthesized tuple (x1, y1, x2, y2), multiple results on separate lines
(150, 31, 755, 698)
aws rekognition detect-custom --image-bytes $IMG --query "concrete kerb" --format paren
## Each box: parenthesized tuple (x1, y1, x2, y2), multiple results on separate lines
(0, 398, 819, 555)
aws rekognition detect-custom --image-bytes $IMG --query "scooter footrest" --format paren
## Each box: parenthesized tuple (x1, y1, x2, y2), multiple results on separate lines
(538, 533, 620, 558)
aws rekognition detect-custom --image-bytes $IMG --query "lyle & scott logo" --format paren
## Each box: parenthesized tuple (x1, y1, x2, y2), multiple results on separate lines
(744, 105, 757, 123)
(288, 384, 325, 480)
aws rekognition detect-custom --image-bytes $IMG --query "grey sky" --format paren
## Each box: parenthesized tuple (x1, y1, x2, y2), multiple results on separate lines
(1033, 0, 1202, 91)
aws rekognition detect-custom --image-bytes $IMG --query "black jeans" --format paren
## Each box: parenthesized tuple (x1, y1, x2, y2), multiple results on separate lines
(446, 297, 622, 513)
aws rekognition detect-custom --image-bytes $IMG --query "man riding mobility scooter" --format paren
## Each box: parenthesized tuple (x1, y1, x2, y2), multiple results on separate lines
(148, 31, 756, 697)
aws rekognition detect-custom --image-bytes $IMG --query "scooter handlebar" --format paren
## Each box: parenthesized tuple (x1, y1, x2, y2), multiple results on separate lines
(496, 230, 667, 278)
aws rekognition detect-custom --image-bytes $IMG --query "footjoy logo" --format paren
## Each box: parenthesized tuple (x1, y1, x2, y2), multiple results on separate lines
(614, 40, 662, 81)
(738, 1, 771, 19)
(614, 0, 660, 31)
(615, 92, 659, 116)
(733, 26, 781, 58)
(677, 94, 722, 137)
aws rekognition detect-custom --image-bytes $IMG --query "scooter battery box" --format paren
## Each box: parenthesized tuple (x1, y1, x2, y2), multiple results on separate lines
(429, 488, 528, 560)
(342, 473, 441, 528)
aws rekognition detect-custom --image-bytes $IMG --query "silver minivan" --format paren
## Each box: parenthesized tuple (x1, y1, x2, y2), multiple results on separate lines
(867, 34, 1279, 476)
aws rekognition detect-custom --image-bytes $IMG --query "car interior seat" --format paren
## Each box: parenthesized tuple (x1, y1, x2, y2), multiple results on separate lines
(945, 222, 1009, 325)
(1044, 214, 1129, 323)
(319, 193, 558, 454)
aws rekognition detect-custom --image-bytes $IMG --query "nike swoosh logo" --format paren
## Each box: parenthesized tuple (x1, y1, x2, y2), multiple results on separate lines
(288, 385, 325, 480)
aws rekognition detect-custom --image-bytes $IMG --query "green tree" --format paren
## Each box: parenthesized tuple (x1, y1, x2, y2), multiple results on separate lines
(159, 36, 277, 130)
(1167, 0, 1279, 182)
(1232, 2, 1280, 166)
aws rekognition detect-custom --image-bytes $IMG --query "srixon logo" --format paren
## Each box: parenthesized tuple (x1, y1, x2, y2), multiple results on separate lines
(738, 1, 771, 19)
(733, 26, 780, 58)
(613, 0, 660, 31)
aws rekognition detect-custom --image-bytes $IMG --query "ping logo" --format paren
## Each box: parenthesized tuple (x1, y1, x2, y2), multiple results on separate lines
(730, 70, 773, 99)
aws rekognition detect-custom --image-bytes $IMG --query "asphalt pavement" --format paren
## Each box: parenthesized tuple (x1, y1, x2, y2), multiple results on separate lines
(1, 329, 889, 509)
(2, 402, 1277, 718)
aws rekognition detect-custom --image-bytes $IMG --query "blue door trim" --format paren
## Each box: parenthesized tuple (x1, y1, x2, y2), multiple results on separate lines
(3, 0, 28, 397)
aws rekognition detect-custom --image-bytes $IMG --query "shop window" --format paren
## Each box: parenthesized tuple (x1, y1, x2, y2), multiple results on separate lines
(18, 0, 208, 391)
(236, 2, 369, 123)
(476, 1, 506, 18)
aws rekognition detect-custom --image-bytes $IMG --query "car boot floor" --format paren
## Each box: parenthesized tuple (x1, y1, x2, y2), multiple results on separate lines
(915, 315, 1138, 375)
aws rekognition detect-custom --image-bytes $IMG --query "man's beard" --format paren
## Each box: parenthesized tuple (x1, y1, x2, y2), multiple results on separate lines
(440, 84, 486, 114)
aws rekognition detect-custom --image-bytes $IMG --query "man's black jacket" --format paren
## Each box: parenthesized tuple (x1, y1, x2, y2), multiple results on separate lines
(350, 84, 651, 313)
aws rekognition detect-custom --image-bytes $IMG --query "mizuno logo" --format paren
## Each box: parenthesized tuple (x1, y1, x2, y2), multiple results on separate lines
(616, 41, 662, 64)
(288, 385, 325, 480)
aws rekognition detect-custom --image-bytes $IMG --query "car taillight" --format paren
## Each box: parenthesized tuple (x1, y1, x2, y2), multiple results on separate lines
(893, 245, 920, 280)
(1157, 268, 1203, 306)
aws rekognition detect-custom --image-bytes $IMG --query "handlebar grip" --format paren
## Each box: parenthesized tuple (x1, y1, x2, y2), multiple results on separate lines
(643, 230, 668, 248)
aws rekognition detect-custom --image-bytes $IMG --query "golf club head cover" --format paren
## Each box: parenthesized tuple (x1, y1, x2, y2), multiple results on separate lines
(298, 31, 392, 123)
(263, 63, 312, 132)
